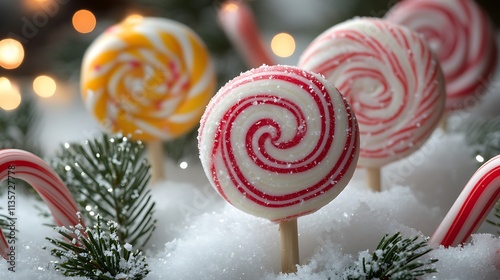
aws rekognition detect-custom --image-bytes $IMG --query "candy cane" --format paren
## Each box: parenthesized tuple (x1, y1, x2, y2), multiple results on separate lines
(218, 1, 276, 68)
(430, 155, 500, 247)
(0, 149, 82, 259)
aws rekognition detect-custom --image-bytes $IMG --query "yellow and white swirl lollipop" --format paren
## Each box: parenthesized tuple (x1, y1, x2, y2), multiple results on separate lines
(81, 17, 217, 180)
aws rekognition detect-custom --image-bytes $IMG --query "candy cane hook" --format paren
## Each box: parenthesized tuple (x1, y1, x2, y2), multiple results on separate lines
(430, 155, 500, 247)
(0, 149, 82, 260)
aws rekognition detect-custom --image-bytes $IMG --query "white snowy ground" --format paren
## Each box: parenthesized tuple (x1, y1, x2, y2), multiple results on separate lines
(1, 75, 500, 279)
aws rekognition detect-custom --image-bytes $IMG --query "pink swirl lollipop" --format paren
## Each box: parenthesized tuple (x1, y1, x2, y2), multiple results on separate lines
(0, 149, 82, 260)
(385, 0, 497, 113)
(199, 65, 359, 272)
(430, 155, 500, 247)
(298, 17, 445, 191)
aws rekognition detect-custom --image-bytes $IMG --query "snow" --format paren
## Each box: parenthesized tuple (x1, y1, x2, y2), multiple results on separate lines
(1, 126, 499, 278)
(1, 67, 500, 279)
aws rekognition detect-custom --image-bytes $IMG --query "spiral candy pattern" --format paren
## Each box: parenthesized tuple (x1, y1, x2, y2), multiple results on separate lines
(386, 0, 497, 111)
(0, 149, 82, 260)
(199, 65, 359, 222)
(298, 18, 445, 168)
(81, 17, 217, 141)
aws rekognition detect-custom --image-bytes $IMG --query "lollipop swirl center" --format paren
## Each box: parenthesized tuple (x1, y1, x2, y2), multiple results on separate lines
(81, 17, 217, 141)
(243, 96, 310, 173)
(108, 46, 190, 119)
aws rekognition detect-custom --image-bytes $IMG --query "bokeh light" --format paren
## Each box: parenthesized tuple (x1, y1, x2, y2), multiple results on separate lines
(0, 39, 25, 70)
(0, 77, 22, 110)
(180, 161, 188, 169)
(33, 75, 57, 98)
(223, 3, 239, 12)
(271, 33, 296, 58)
(72, 9, 96, 34)
(0, 77, 11, 91)
(125, 14, 144, 23)
(476, 155, 485, 163)
(23, 0, 52, 11)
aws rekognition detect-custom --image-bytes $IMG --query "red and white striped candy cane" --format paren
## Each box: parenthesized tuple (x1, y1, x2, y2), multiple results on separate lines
(0, 149, 82, 259)
(430, 155, 500, 247)
(218, 1, 276, 68)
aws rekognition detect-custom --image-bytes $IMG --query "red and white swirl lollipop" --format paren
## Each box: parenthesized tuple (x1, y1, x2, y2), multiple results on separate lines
(298, 18, 445, 191)
(430, 155, 500, 247)
(0, 149, 82, 260)
(198, 65, 359, 273)
(385, 0, 497, 114)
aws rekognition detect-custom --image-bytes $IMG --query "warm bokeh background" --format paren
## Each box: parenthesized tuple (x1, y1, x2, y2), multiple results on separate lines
(1, 0, 498, 78)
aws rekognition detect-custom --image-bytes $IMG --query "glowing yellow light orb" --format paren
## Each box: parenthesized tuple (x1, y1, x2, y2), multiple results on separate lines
(0, 39, 25, 70)
(33, 75, 57, 98)
(0, 77, 11, 90)
(271, 33, 296, 58)
(0, 78, 22, 110)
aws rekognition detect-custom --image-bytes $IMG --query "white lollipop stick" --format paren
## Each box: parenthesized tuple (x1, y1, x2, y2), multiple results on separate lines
(0, 149, 82, 260)
(430, 155, 500, 247)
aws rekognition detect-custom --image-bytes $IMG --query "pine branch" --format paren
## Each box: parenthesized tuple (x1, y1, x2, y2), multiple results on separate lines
(0, 207, 11, 238)
(50, 134, 156, 248)
(464, 117, 500, 165)
(487, 201, 500, 234)
(46, 215, 149, 279)
(336, 232, 438, 280)
(0, 97, 41, 155)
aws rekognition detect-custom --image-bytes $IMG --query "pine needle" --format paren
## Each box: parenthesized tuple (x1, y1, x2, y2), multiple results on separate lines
(337, 232, 438, 280)
(50, 134, 156, 248)
(46, 215, 149, 279)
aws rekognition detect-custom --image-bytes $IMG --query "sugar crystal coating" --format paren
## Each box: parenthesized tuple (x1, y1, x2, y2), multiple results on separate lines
(81, 17, 216, 141)
(198, 65, 359, 222)
(386, 0, 497, 112)
(299, 18, 445, 167)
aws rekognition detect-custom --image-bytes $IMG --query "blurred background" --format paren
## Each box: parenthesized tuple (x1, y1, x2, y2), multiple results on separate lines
(1, 0, 500, 103)
(0, 0, 498, 82)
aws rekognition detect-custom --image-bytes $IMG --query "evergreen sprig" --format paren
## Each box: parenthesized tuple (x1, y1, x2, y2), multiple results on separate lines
(338, 232, 438, 280)
(0, 207, 10, 237)
(487, 202, 500, 234)
(464, 117, 500, 165)
(50, 134, 156, 248)
(46, 215, 149, 279)
(0, 97, 41, 155)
